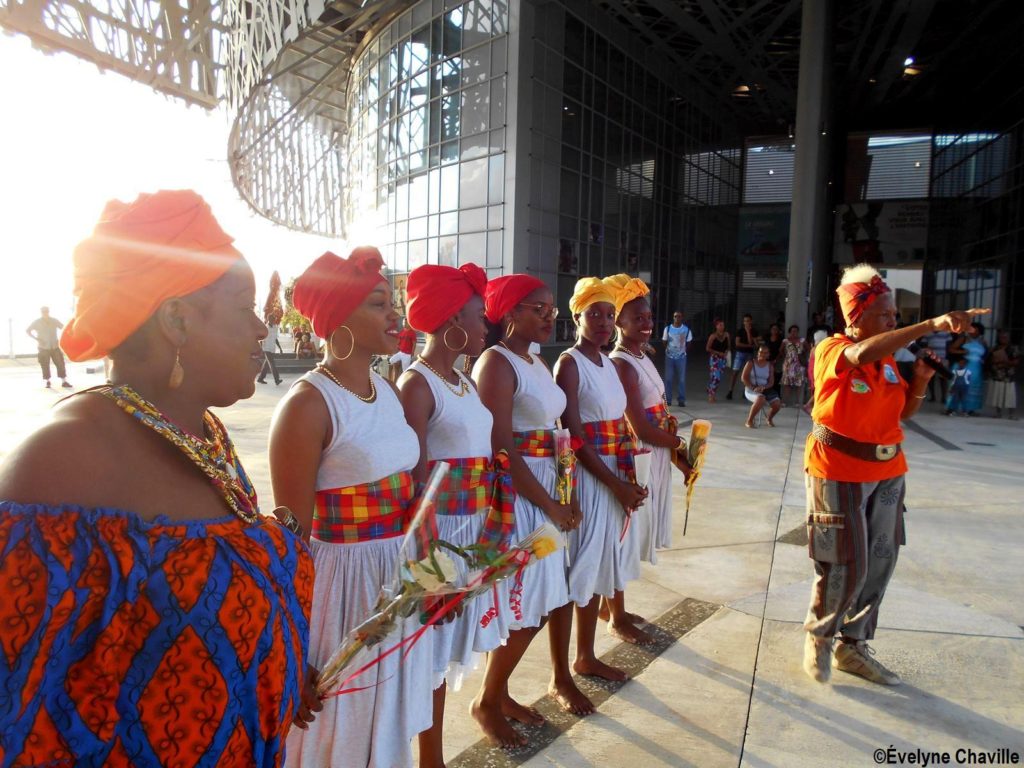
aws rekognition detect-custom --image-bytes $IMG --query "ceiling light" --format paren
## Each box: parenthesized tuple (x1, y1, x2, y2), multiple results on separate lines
(904, 56, 914, 66)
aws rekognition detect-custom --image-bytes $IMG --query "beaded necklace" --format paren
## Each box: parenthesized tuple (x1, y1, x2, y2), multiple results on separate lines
(99, 385, 259, 523)
(316, 363, 377, 402)
(416, 356, 468, 397)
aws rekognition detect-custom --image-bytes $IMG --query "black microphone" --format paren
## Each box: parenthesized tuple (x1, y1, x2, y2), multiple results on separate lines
(907, 342, 952, 380)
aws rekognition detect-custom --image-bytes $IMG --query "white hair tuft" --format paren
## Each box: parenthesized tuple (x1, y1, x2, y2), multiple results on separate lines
(840, 263, 882, 286)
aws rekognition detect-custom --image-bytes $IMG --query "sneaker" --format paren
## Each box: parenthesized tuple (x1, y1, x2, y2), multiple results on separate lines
(802, 633, 832, 683)
(833, 640, 901, 685)
(678, 400, 686, 407)
(45, 380, 51, 388)
(61, 381, 72, 388)
(257, 378, 266, 384)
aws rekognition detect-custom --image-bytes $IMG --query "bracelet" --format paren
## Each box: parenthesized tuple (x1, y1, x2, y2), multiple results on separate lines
(676, 436, 686, 451)
(912, 393, 926, 399)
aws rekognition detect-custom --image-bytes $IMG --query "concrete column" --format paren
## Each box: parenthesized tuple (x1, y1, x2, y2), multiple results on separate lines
(786, 0, 833, 334)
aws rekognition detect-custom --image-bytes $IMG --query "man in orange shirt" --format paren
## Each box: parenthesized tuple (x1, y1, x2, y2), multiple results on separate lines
(802, 264, 987, 686)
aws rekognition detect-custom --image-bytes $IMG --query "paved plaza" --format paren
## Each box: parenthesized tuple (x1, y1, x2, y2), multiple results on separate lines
(2, 355, 1022, 767)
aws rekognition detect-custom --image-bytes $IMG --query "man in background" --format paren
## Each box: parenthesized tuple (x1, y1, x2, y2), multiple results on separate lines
(26, 306, 71, 389)
(662, 309, 693, 407)
(389, 317, 418, 381)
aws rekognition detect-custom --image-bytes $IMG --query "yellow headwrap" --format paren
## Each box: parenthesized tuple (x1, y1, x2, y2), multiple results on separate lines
(568, 277, 617, 315)
(603, 273, 651, 316)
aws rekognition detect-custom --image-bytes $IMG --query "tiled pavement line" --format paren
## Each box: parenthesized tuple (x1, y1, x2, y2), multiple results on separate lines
(447, 597, 721, 768)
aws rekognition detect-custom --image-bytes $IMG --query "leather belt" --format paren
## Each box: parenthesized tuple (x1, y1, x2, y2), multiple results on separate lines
(811, 423, 901, 462)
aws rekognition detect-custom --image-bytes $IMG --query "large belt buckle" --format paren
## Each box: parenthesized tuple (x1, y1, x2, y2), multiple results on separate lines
(875, 443, 898, 461)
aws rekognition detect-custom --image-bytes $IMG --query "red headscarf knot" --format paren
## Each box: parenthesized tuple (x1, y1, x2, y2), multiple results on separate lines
(292, 247, 387, 338)
(484, 275, 547, 324)
(406, 263, 488, 333)
(837, 274, 891, 326)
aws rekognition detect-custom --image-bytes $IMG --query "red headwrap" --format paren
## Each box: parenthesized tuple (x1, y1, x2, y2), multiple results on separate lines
(836, 275, 891, 326)
(292, 248, 387, 338)
(484, 275, 547, 324)
(406, 264, 488, 333)
(60, 190, 243, 362)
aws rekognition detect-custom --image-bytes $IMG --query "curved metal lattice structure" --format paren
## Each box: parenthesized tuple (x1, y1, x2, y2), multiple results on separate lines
(226, 0, 414, 237)
(0, 0, 227, 107)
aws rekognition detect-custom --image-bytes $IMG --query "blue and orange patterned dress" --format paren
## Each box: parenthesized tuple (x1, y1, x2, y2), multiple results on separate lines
(0, 503, 313, 767)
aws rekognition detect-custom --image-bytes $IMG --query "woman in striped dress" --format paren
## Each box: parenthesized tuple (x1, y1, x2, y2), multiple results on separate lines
(271, 249, 432, 768)
(554, 278, 649, 674)
(470, 275, 585, 746)
(398, 263, 512, 767)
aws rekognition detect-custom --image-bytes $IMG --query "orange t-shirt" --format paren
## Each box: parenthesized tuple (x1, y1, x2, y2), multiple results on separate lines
(805, 334, 908, 482)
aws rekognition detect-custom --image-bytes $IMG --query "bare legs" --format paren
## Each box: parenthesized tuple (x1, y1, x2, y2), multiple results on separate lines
(547, 602, 597, 714)
(745, 395, 781, 427)
(418, 685, 447, 768)
(471, 626, 543, 747)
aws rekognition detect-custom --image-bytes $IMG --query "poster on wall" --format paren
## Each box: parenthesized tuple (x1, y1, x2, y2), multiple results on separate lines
(834, 201, 929, 264)
(737, 207, 790, 267)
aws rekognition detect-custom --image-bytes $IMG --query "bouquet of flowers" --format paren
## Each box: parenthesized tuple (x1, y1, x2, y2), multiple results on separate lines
(316, 462, 564, 699)
(682, 419, 712, 535)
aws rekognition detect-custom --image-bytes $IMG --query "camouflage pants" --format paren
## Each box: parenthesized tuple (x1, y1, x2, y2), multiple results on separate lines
(803, 474, 906, 641)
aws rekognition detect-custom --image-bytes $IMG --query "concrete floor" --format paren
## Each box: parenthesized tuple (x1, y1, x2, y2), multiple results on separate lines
(2, 355, 1022, 766)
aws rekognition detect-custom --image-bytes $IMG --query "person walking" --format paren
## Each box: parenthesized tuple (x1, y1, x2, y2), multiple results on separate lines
(26, 306, 71, 388)
(801, 262, 988, 686)
(661, 310, 692, 406)
(257, 310, 284, 384)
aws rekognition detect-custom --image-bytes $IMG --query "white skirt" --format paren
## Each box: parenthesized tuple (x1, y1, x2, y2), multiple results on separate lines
(285, 536, 433, 768)
(987, 380, 1017, 409)
(633, 444, 674, 563)
(568, 454, 639, 605)
(503, 454, 570, 630)
(430, 511, 508, 691)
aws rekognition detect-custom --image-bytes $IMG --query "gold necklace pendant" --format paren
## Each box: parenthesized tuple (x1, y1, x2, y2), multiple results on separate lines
(499, 341, 534, 364)
(615, 343, 645, 360)
(416, 356, 468, 397)
(316, 364, 377, 402)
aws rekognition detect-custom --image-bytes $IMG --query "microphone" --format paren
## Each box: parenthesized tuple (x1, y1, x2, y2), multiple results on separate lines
(907, 342, 952, 380)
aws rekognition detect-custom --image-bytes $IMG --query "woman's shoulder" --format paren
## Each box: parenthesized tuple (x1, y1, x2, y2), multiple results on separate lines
(0, 394, 134, 506)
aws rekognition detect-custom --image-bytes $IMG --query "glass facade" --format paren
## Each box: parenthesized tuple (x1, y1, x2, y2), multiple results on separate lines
(344, 0, 510, 277)
(529, 3, 742, 339)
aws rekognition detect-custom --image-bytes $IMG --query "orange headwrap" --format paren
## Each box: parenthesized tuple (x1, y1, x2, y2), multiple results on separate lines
(406, 264, 488, 333)
(484, 275, 547, 324)
(603, 273, 650, 315)
(836, 275, 891, 326)
(60, 190, 242, 362)
(292, 248, 387, 338)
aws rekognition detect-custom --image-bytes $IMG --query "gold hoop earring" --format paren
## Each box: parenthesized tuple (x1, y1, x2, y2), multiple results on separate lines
(443, 325, 469, 352)
(330, 326, 355, 361)
(168, 348, 184, 389)
(505, 321, 516, 340)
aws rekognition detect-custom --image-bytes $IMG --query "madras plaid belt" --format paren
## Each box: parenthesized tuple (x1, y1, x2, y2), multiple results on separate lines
(583, 417, 637, 482)
(513, 429, 556, 457)
(313, 471, 415, 543)
(645, 402, 678, 435)
(430, 451, 515, 551)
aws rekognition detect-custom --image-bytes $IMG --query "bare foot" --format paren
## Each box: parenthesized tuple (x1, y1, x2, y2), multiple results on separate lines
(573, 656, 628, 682)
(766, 418, 775, 427)
(745, 421, 755, 429)
(624, 611, 646, 625)
(500, 694, 545, 726)
(608, 620, 655, 646)
(597, 599, 610, 623)
(471, 697, 527, 748)
(548, 679, 595, 716)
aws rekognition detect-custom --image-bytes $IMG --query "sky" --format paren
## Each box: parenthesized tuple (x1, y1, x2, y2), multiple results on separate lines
(0, 33, 340, 355)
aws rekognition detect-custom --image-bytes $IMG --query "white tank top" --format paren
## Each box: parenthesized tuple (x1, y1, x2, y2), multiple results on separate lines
(407, 361, 493, 461)
(300, 369, 419, 489)
(565, 347, 627, 423)
(473, 345, 566, 432)
(609, 350, 665, 409)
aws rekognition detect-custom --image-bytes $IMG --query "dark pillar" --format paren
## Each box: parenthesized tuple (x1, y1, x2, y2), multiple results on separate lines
(786, 0, 833, 334)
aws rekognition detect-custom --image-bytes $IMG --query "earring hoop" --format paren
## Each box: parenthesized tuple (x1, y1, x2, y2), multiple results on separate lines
(330, 326, 355, 361)
(443, 325, 469, 352)
(505, 321, 516, 340)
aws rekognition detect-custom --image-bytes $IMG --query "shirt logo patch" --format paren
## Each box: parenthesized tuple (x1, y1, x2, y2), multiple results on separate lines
(851, 378, 871, 394)
(883, 364, 900, 384)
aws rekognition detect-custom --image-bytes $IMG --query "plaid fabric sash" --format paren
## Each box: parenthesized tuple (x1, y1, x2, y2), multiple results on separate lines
(645, 402, 678, 435)
(582, 417, 637, 482)
(513, 429, 556, 457)
(429, 452, 516, 551)
(313, 471, 415, 543)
